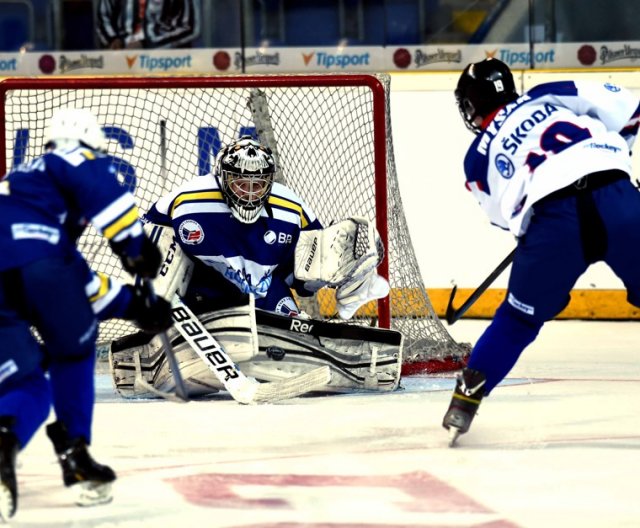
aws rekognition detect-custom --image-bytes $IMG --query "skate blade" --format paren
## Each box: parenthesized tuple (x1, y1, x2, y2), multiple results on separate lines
(448, 427, 461, 448)
(71, 481, 113, 507)
(0, 484, 16, 522)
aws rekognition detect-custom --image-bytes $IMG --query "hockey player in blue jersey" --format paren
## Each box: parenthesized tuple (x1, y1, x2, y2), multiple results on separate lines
(145, 135, 327, 315)
(442, 58, 640, 446)
(0, 108, 171, 520)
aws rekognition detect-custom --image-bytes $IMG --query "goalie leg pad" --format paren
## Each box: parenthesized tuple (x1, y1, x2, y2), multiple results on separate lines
(109, 305, 403, 398)
(109, 330, 223, 399)
(109, 303, 259, 399)
(244, 310, 403, 392)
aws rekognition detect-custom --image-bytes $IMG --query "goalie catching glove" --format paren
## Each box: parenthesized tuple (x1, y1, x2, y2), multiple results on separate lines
(294, 217, 389, 319)
(335, 272, 390, 320)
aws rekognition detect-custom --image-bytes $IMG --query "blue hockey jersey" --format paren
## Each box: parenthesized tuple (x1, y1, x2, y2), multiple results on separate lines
(146, 173, 323, 298)
(464, 80, 640, 235)
(0, 144, 145, 272)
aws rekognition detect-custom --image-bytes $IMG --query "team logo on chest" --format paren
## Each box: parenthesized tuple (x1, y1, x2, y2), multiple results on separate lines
(263, 230, 293, 245)
(262, 229, 293, 246)
(495, 153, 515, 179)
(179, 219, 204, 245)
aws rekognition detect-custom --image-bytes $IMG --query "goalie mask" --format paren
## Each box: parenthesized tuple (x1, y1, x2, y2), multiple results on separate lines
(216, 136, 276, 224)
(455, 58, 519, 134)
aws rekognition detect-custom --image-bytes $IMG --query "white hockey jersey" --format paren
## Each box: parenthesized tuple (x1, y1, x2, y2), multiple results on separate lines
(463, 80, 640, 236)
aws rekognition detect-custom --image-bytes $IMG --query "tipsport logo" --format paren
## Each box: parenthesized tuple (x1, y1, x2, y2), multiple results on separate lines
(302, 51, 370, 69)
(0, 58, 18, 72)
(127, 54, 193, 71)
(485, 48, 556, 67)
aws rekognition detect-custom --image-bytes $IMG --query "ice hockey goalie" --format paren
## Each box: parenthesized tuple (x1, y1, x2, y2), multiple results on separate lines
(108, 222, 402, 400)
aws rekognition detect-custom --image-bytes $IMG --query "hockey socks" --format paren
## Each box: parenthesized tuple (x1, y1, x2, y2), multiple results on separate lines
(467, 303, 542, 394)
(48, 355, 95, 443)
(444, 303, 542, 446)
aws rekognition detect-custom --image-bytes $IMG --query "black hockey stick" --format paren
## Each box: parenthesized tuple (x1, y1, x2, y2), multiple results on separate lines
(445, 248, 516, 325)
(139, 280, 189, 402)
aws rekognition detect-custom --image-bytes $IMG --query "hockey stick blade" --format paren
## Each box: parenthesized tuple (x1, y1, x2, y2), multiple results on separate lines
(445, 248, 516, 325)
(251, 366, 331, 403)
(139, 280, 189, 402)
(445, 284, 459, 325)
(171, 295, 331, 404)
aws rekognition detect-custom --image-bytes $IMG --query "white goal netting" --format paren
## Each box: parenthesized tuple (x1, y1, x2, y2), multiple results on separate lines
(0, 73, 469, 374)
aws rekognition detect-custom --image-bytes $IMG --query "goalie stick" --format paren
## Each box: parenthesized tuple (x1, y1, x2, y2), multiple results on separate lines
(134, 280, 189, 402)
(445, 248, 516, 325)
(170, 295, 331, 404)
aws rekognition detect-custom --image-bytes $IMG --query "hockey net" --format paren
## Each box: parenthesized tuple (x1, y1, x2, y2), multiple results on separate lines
(0, 74, 469, 375)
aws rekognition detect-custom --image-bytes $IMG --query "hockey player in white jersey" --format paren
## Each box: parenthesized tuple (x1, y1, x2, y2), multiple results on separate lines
(0, 108, 172, 520)
(110, 136, 399, 402)
(442, 58, 640, 446)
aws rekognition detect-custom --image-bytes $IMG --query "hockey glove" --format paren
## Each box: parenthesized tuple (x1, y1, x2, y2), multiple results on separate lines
(111, 236, 162, 278)
(336, 272, 390, 320)
(124, 284, 173, 334)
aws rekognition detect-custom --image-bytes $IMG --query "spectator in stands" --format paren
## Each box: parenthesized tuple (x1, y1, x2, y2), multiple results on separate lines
(96, 0, 201, 49)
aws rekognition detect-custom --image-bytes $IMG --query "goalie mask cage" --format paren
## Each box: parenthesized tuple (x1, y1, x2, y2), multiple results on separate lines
(0, 73, 469, 375)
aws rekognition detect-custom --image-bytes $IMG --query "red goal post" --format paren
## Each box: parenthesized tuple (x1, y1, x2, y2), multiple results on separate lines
(0, 73, 469, 374)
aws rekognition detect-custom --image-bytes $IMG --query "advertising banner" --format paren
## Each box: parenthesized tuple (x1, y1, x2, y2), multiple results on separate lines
(3, 42, 640, 77)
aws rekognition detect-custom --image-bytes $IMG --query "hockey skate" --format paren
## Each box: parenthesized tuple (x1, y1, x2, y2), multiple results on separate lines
(442, 368, 486, 447)
(0, 418, 19, 522)
(46, 421, 116, 507)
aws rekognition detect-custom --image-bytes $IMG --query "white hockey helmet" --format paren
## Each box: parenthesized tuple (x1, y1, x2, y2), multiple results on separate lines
(44, 108, 107, 151)
(216, 136, 276, 224)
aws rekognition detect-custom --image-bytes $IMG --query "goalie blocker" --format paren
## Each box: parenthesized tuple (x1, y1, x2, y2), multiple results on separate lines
(109, 305, 403, 400)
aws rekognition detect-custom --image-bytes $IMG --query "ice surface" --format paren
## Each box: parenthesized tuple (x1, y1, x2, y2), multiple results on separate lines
(8, 320, 640, 527)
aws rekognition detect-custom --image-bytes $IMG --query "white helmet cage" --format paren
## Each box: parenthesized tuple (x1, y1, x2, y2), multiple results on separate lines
(44, 108, 107, 151)
(216, 136, 276, 224)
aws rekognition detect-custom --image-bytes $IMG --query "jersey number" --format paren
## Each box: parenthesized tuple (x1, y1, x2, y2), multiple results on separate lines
(525, 121, 592, 171)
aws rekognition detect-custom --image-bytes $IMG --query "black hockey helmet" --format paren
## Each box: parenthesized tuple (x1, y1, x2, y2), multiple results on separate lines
(455, 58, 519, 134)
(216, 136, 276, 224)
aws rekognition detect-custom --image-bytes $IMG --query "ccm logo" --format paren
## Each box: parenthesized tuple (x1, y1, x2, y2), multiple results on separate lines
(159, 235, 179, 276)
(290, 319, 314, 333)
